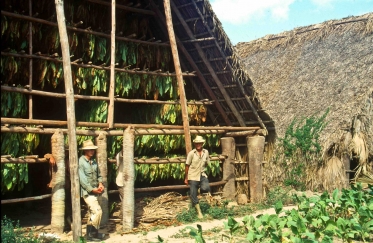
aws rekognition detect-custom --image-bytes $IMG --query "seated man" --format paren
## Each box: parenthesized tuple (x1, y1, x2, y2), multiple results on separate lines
(78, 140, 105, 241)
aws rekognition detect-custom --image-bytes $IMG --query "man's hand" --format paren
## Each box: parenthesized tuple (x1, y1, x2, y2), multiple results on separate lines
(91, 188, 102, 194)
(49, 156, 56, 166)
(98, 182, 105, 192)
(184, 178, 189, 186)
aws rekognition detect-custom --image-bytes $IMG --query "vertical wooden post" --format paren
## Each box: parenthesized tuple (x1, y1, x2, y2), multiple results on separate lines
(55, 0, 81, 240)
(96, 133, 109, 226)
(107, 0, 116, 128)
(221, 137, 236, 199)
(122, 126, 135, 231)
(51, 129, 65, 233)
(28, 0, 33, 119)
(342, 132, 352, 184)
(247, 136, 265, 203)
(163, 0, 192, 154)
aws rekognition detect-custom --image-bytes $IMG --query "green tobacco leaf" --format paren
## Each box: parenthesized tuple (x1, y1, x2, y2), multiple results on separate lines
(275, 201, 283, 214)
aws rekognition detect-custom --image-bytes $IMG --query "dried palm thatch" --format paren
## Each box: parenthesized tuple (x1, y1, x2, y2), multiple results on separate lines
(317, 156, 347, 191)
(236, 13, 373, 191)
(139, 192, 189, 224)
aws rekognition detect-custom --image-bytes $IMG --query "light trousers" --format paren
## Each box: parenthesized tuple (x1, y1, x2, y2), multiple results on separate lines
(83, 194, 103, 229)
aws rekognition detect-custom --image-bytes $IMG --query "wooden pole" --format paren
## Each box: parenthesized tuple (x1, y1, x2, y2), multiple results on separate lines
(1, 126, 228, 135)
(163, 0, 192, 154)
(247, 136, 265, 203)
(1, 85, 203, 104)
(1, 194, 52, 204)
(51, 130, 65, 233)
(107, 0, 116, 128)
(122, 126, 135, 231)
(28, 0, 33, 119)
(55, 0, 81, 240)
(1, 117, 261, 131)
(96, 133, 109, 226)
(225, 129, 266, 137)
(109, 180, 228, 193)
(221, 137, 236, 199)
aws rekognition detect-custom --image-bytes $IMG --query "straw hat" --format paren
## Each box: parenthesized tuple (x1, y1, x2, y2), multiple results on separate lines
(193, 135, 205, 143)
(80, 140, 98, 150)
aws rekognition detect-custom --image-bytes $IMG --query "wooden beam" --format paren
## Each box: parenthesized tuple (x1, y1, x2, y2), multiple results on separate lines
(1, 158, 48, 163)
(0, 52, 196, 77)
(107, 0, 116, 128)
(164, 0, 192, 154)
(189, 1, 267, 131)
(107, 155, 225, 164)
(149, 2, 232, 126)
(225, 129, 265, 137)
(1, 117, 262, 131)
(1, 86, 211, 105)
(0, 126, 228, 135)
(55, 1, 82, 240)
(1, 194, 52, 204)
(108, 180, 227, 193)
(182, 37, 215, 43)
(28, 0, 33, 120)
(170, 2, 247, 127)
(86, 0, 155, 15)
(1, 11, 168, 46)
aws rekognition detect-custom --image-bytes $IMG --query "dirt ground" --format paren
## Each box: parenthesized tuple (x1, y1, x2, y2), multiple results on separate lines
(8, 202, 298, 243)
(2, 190, 344, 243)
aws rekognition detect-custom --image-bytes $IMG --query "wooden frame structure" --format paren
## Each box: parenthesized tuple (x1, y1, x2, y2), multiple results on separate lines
(1, 0, 273, 241)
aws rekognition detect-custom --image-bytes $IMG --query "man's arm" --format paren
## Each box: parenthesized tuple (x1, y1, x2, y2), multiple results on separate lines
(78, 161, 94, 193)
(96, 161, 104, 191)
(184, 164, 190, 185)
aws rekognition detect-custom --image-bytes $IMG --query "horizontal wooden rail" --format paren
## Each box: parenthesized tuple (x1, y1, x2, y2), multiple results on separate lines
(107, 155, 225, 164)
(2, 181, 227, 204)
(0, 126, 228, 136)
(1, 194, 52, 204)
(225, 129, 266, 137)
(108, 180, 227, 193)
(235, 177, 249, 181)
(1, 86, 208, 105)
(86, 0, 155, 15)
(1, 11, 167, 46)
(1, 117, 263, 131)
(1, 52, 195, 77)
(1, 158, 48, 163)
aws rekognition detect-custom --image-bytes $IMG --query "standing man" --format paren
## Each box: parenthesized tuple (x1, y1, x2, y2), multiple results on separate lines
(78, 139, 105, 240)
(184, 135, 211, 219)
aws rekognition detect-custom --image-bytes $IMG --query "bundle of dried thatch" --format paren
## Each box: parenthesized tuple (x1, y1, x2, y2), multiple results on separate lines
(237, 13, 373, 191)
(139, 192, 189, 223)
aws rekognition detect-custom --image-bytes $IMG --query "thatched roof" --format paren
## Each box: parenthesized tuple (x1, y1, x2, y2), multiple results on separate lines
(1, 0, 271, 131)
(236, 13, 373, 160)
(168, 0, 271, 129)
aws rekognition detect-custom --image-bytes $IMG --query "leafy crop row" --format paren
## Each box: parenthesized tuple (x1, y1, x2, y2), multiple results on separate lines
(186, 184, 373, 243)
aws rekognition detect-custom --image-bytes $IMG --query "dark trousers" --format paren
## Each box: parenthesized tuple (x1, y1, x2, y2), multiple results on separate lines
(188, 176, 210, 205)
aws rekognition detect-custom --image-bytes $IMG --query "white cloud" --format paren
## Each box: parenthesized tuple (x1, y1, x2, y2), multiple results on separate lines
(210, 0, 296, 24)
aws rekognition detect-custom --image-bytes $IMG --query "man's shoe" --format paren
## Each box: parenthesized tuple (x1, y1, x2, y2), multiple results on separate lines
(195, 204, 204, 219)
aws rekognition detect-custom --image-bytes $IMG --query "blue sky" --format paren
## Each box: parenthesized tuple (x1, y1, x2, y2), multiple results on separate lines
(210, 0, 373, 44)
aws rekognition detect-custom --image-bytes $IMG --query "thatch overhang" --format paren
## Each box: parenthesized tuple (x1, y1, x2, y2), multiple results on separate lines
(152, 0, 272, 131)
(236, 13, 373, 163)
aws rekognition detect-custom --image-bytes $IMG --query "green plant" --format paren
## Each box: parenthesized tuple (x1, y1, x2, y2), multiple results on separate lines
(225, 183, 373, 242)
(222, 217, 240, 242)
(185, 224, 206, 243)
(176, 207, 198, 223)
(1, 216, 39, 243)
(281, 109, 329, 158)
